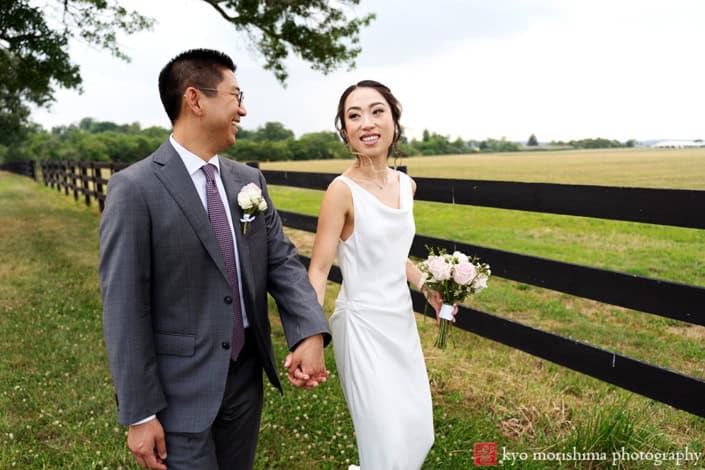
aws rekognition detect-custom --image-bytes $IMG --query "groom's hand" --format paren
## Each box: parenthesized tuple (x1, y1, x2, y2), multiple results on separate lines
(284, 334, 329, 389)
(127, 418, 167, 469)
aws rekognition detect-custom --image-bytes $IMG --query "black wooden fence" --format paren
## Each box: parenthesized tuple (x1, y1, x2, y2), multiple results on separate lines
(38, 160, 129, 211)
(5, 159, 705, 418)
(0, 160, 36, 180)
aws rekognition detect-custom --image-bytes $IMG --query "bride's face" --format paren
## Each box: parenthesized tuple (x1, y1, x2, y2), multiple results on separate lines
(343, 87, 395, 160)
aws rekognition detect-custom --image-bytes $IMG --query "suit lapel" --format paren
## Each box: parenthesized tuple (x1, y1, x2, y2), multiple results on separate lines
(151, 141, 231, 284)
(220, 158, 257, 318)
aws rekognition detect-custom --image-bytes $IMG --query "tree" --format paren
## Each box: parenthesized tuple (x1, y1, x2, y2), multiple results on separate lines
(253, 122, 295, 141)
(204, 0, 375, 83)
(0, 1, 153, 146)
(478, 137, 520, 153)
(0, 0, 375, 146)
(289, 131, 346, 160)
(527, 133, 539, 146)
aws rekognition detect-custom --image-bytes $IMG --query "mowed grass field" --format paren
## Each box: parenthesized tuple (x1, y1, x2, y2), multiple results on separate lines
(1, 147, 704, 469)
(263, 147, 705, 189)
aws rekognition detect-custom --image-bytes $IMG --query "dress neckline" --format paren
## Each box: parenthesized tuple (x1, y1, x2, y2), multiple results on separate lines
(338, 172, 405, 211)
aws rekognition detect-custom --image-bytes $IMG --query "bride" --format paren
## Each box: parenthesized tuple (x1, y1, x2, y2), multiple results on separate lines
(306, 80, 448, 469)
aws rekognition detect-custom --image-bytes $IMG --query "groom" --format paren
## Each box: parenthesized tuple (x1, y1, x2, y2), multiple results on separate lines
(99, 49, 330, 470)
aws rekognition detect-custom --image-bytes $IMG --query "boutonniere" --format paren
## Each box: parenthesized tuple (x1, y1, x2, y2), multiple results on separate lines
(237, 183, 268, 234)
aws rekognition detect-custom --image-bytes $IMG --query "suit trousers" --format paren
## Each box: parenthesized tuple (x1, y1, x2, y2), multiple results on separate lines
(163, 329, 263, 470)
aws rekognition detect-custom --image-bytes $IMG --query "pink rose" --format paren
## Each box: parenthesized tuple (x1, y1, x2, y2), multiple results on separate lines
(453, 262, 477, 285)
(427, 256, 452, 281)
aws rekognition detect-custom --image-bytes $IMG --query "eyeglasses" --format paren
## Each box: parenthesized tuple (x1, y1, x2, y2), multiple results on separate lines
(197, 87, 244, 106)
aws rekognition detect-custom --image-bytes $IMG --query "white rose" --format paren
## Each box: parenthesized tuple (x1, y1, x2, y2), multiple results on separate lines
(472, 274, 488, 291)
(258, 199, 268, 212)
(427, 256, 452, 281)
(452, 261, 476, 285)
(453, 251, 469, 264)
(238, 183, 262, 211)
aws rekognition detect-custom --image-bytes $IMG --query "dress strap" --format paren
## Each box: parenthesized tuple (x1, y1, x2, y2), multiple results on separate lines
(397, 171, 413, 210)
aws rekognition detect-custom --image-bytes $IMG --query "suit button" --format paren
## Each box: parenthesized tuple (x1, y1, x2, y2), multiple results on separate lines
(222, 342, 230, 350)
(224, 296, 232, 304)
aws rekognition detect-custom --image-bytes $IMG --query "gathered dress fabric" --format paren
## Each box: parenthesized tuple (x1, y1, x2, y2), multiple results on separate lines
(330, 172, 434, 470)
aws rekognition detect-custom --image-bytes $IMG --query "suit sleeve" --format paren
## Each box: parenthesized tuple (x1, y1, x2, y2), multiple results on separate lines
(257, 171, 332, 350)
(99, 171, 167, 425)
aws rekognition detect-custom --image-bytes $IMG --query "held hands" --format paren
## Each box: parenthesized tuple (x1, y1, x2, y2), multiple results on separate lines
(284, 334, 329, 390)
(127, 418, 167, 470)
(423, 286, 459, 324)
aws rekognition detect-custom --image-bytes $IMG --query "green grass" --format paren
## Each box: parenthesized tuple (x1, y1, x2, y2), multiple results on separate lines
(2, 148, 705, 469)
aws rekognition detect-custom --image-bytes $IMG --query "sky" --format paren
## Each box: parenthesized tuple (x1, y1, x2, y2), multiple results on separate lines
(31, 0, 705, 142)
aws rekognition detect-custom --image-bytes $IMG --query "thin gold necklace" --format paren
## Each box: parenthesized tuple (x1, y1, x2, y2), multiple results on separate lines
(364, 168, 388, 189)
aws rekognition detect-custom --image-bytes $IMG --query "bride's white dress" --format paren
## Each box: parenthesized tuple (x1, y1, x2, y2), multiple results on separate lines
(330, 173, 434, 470)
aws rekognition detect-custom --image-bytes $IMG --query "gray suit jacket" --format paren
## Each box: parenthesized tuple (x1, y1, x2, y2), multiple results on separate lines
(99, 140, 330, 432)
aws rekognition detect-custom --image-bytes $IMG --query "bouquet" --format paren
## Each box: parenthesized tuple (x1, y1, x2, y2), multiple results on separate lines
(418, 247, 491, 348)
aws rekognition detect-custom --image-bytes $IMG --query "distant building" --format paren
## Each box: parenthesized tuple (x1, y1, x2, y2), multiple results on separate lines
(651, 140, 705, 148)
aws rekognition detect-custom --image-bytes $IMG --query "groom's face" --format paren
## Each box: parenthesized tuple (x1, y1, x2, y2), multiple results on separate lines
(200, 68, 247, 153)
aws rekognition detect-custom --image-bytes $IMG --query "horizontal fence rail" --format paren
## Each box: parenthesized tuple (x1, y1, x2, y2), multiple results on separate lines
(279, 211, 705, 327)
(0, 160, 36, 180)
(263, 170, 705, 229)
(296, 246, 705, 417)
(408, 293, 705, 419)
(40, 161, 129, 211)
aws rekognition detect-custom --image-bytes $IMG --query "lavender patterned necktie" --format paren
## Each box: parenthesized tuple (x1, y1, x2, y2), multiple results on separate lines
(201, 164, 245, 361)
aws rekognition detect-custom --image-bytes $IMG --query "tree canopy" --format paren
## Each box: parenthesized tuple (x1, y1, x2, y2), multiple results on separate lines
(0, 0, 375, 146)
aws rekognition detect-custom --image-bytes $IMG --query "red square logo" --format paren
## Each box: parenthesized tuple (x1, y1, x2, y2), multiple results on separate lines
(473, 442, 497, 466)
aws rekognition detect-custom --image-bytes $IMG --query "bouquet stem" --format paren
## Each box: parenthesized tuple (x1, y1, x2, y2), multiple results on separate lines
(435, 303, 454, 348)
(435, 318, 451, 348)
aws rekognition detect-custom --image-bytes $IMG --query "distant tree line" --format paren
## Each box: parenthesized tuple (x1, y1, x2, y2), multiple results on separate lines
(1, 119, 350, 164)
(0, 118, 638, 164)
(549, 137, 636, 149)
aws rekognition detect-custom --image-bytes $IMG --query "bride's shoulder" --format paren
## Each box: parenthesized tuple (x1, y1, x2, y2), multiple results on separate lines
(326, 175, 353, 198)
(397, 170, 416, 194)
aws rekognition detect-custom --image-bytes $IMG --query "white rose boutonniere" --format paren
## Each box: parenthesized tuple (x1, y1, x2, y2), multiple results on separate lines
(237, 183, 268, 234)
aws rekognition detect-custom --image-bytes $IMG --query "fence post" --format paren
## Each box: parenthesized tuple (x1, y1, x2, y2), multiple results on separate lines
(43, 162, 50, 188)
(96, 164, 105, 212)
(61, 161, 68, 196)
(80, 163, 90, 206)
(69, 161, 78, 200)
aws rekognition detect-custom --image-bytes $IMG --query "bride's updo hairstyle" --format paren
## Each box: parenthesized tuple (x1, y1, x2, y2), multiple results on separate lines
(335, 80, 404, 159)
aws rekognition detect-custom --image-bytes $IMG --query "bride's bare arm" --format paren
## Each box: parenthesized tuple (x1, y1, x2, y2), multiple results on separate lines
(308, 181, 353, 306)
